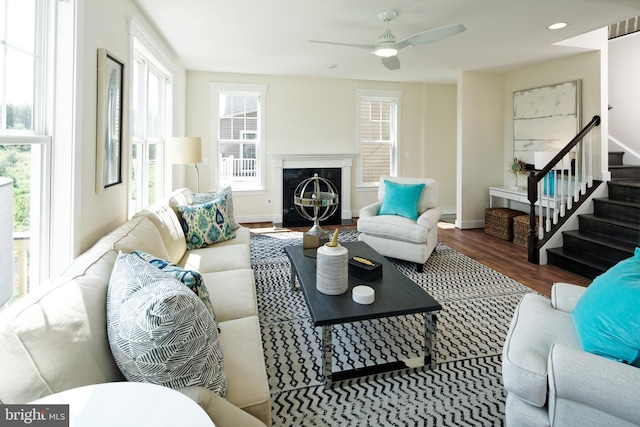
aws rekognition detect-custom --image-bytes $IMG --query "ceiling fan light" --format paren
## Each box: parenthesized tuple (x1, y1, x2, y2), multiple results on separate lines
(374, 47, 398, 57)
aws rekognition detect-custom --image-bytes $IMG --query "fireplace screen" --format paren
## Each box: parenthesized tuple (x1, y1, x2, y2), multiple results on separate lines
(282, 168, 341, 227)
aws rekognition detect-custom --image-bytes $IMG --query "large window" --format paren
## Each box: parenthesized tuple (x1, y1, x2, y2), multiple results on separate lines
(356, 90, 402, 186)
(0, 0, 49, 306)
(209, 83, 267, 191)
(129, 32, 172, 217)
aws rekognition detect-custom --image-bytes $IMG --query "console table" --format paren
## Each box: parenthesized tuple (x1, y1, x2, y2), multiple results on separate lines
(489, 186, 558, 212)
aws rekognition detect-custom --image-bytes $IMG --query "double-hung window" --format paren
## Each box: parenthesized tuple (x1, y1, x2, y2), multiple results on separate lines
(356, 90, 402, 186)
(0, 0, 49, 305)
(129, 28, 172, 217)
(209, 83, 267, 192)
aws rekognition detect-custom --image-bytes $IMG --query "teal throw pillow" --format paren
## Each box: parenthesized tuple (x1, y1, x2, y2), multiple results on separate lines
(177, 197, 235, 250)
(571, 247, 640, 367)
(192, 187, 240, 230)
(379, 180, 426, 221)
(132, 250, 217, 324)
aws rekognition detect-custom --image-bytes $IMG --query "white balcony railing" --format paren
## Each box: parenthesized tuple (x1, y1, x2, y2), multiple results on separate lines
(220, 156, 257, 186)
(13, 232, 29, 300)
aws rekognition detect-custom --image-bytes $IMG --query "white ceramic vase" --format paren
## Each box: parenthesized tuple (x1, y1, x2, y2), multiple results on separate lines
(316, 243, 348, 295)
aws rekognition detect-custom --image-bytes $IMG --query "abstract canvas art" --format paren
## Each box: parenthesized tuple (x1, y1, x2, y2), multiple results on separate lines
(513, 80, 581, 164)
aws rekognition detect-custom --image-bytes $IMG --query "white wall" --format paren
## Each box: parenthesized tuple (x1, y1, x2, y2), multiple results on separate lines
(609, 31, 640, 165)
(456, 71, 505, 229)
(504, 51, 604, 184)
(78, 0, 186, 252)
(185, 71, 458, 222)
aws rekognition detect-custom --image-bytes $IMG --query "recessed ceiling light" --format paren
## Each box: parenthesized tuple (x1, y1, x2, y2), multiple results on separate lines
(548, 22, 568, 30)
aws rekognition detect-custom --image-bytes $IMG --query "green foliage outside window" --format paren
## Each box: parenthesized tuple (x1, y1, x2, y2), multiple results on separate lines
(0, 145, 31, 232)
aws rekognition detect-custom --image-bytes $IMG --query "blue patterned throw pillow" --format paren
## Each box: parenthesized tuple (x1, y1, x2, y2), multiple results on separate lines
(107, 252, 226, 397)
(192, 186, 240, 230)
(177, 197, 235, 250)
(132, 250, 216, 324)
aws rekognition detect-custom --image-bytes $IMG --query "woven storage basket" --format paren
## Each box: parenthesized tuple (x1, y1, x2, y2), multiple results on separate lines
(484, 208, 523, 241)
(513, 214, 543, 248)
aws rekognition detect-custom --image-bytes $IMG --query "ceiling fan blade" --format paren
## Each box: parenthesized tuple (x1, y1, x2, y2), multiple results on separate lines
(395, 23, 466, 50)
(382, 55, 400, 71)
(309, 40, 373, 51)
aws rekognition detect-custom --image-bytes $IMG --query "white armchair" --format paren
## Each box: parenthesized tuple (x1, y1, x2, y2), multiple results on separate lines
(357, 176, 441, 272)
(502, 282, 640, 426)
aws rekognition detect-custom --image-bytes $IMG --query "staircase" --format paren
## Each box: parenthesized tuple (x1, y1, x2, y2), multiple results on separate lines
(546, 152, 640, 279)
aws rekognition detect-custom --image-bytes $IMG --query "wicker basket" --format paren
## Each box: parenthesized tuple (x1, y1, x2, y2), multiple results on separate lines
(484, 208, 523, 241)
(513, 214, 542, 248)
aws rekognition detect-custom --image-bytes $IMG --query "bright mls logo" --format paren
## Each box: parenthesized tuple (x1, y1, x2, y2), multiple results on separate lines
(0, 405, 69, 426)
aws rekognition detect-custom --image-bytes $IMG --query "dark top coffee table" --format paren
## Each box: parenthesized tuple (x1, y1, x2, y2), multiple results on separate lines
(284, 240, 442, 388)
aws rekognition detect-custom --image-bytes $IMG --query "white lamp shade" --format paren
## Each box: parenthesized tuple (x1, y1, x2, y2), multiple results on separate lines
(0, 177, 14, 306)
(168, 137, 202, 165)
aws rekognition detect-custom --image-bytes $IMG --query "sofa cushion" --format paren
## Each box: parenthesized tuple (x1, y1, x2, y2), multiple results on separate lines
(201, 269, 257, 322)
(357, 214, 429, 244)
(180, 243, 251, 274)
(177, 198, 236, 250)
(132, 250, 217, 324)
(108, 215, 171, 261)
(0, 248, 124, 404)
(106, 252, 226, 397)
(136, 203, 187, 264)
(379, 180, 425, 221)
(219, 316, 271, 425)
(571, 248, 640, 366)
(501, 292, 582, 407)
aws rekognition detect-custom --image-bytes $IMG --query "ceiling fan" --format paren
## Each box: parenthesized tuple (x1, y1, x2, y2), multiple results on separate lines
(309, 9, 466, 71)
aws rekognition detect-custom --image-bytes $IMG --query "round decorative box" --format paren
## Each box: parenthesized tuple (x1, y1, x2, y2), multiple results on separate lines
(316, 243, 348, 295)
(352, 285, 375, 304)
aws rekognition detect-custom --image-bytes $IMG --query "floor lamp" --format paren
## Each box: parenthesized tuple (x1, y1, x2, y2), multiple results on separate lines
(0, 177, 14, 307)
(169, 137, 202, 192)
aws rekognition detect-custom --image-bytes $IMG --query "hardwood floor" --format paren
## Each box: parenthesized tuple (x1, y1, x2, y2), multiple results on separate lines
(243, 221, 592, 297)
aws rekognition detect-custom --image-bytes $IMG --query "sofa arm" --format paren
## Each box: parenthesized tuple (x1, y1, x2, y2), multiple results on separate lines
(417, 207, 442, 230)
(548, 344, 640, 426)
(550, 282, 587, 313)
(359, 202, 382, 218)
(178, 386, 267, 427)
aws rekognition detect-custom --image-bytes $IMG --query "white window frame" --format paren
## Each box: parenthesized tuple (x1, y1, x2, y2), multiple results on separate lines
(0, 0, 52, 293)
(209, 82, 267, 193)
(355, 89, 402, 188)
(128, 18, 173, 216)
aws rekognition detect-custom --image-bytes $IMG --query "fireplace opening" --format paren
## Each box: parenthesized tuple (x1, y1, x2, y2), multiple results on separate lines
(282, 168, 341, 227)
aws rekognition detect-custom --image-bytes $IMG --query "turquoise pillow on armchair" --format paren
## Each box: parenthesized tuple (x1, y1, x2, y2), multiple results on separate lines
(379, 180, 426, 221)
(571, 247, 640, 366)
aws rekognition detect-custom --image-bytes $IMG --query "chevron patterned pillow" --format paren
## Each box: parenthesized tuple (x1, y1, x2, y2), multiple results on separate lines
(106, 252, 226, 397)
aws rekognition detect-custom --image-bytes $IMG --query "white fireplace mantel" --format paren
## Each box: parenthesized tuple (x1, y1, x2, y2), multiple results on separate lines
(269, 153, 356, 225)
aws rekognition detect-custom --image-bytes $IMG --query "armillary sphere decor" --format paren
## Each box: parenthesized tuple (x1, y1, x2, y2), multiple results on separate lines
(294, 173, 339, 240)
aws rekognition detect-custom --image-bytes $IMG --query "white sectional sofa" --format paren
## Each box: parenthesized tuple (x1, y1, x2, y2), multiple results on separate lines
(0, 188, 271, 427)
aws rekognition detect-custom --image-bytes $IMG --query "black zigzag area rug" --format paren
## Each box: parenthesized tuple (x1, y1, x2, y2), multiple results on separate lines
(251, 230, 535, 426)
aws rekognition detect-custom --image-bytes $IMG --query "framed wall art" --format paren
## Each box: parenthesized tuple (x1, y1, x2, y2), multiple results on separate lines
(96, 48, 124, 193)
(513, 80, 581, 164)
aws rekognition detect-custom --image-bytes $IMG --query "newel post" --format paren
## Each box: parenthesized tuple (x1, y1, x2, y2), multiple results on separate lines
(527, 170, 539, 264)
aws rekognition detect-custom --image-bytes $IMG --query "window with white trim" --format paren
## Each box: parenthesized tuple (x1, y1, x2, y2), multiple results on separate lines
(209, 83, 267, 191)
(0, 0, 49, 306)
(129, 37, 172, 217)
(356, 90, 402, 186)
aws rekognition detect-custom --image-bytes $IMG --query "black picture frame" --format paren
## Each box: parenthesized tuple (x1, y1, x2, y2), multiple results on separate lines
(96, 48, 124, 192)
